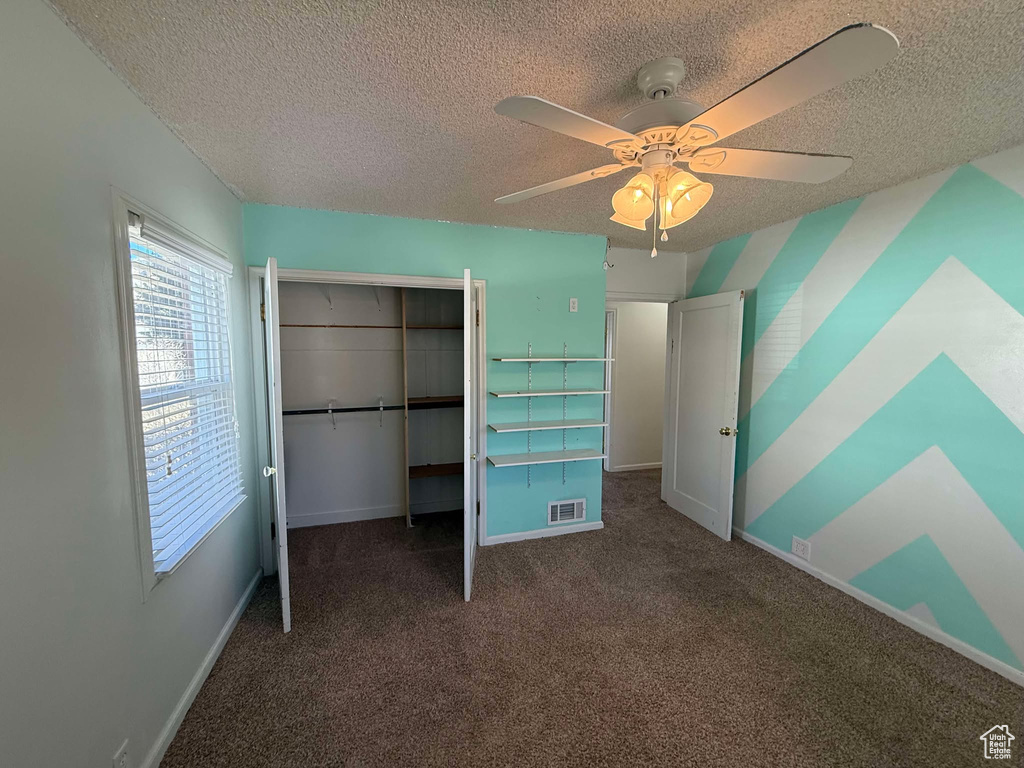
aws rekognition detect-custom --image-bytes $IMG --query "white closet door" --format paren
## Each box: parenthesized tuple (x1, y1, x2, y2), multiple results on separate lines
(263, 257, 292, 632)
(661, 290, 744, 541)
(463, 269, 478, 601)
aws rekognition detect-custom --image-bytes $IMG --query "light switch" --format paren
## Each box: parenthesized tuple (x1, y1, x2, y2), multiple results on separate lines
(569, 298, 578, 313)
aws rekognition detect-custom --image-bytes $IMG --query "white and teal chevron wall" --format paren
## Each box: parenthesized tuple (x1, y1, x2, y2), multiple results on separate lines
(685, 143, 1024, 680)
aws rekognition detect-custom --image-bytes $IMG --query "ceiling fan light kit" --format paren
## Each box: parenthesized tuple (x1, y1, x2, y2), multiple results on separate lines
(494, 23, 900, 243)
(611, 167, 714, 234)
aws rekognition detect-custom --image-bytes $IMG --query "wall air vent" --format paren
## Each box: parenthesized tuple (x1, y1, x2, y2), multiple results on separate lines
(548, 498, 586, 525)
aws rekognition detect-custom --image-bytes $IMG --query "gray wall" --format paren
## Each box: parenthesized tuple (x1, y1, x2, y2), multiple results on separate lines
(0, 2, 261, 766)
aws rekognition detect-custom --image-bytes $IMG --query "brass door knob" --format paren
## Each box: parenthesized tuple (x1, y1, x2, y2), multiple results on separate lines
(719, 427, 738, 436)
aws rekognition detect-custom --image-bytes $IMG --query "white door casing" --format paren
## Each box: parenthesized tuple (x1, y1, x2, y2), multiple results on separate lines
(661, 290, 744, 540)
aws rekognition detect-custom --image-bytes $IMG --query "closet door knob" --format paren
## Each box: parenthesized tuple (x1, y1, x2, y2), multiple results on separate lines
(263, 466, 277, 477)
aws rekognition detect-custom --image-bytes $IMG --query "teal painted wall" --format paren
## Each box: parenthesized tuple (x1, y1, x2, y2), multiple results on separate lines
(685, 144, 1024, 674)
(244, 204, 608, 537)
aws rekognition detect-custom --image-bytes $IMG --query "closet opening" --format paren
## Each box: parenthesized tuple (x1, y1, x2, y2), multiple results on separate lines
(251, 264, 484, 632)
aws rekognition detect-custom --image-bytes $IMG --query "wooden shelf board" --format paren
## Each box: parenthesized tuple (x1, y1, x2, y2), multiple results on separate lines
(492, 357, 613, 362)
(408, 395, 464, 410)
(488, 388, 610, 398)
(488, 419, 608, 433)
(409, 462, 464, 478)
(487, 449, 606, 468)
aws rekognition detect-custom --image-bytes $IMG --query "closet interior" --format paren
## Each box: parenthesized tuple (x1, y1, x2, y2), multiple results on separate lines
(277, 280, 464, 530)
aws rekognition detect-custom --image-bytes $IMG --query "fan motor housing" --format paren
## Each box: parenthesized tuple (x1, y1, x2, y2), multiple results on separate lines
(612, 98, 706, 164)
(615, 98, 704, 136)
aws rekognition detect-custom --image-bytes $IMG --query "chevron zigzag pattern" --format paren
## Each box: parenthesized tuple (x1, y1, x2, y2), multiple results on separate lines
(687, 143, 1024, 675)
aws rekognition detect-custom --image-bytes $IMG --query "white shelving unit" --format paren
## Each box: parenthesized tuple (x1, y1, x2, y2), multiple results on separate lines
(487, 448, 605, 468)
(486, 345, 611, 484)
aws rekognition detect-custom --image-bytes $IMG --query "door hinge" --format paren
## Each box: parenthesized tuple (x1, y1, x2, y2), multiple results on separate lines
(270, 521, 276, 539)
(475, 308, 480, 327)
(260, 302, 266, 322)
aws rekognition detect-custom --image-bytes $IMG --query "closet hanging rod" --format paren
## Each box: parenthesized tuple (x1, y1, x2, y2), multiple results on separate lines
(283, 404, 404, 416)
(279, 323, 402, 329)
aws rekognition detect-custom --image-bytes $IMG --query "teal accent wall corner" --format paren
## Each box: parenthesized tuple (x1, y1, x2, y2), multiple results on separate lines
(243, 204, 608, 537)
(849, 535, 1021, 669)
(685, 144, 1024, 676)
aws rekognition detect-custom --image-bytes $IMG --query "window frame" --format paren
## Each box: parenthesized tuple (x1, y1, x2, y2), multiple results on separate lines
(112, 189, 245, 596)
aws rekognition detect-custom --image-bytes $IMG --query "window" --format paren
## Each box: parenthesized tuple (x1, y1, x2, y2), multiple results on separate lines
(115, 196, 244, 583)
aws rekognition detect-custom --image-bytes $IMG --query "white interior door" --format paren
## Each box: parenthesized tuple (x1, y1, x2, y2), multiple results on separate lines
(661, 290, 744, 541)
(463, 269, 478, 601)
(263, 257, 292, 632)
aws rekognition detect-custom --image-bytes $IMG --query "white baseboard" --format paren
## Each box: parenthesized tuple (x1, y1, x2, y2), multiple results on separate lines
(287, 504, 403, 528)
(734, 528, 1024, 688)
(484, 520, 604, 545)
(141, 569, 262, 768)
(288, 499, 463, 529)
(608, 462, 662, 472)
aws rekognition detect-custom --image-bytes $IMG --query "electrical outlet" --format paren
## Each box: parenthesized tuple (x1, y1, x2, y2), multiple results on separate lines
(112, 739, 129, 768)
(569, 297, 578, 313)
(791, 536, 811, 562)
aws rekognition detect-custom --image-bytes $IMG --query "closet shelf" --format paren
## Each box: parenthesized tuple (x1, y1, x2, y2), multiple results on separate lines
(488, 419, 608, 433)
(407, 324, 463, 330)
(487, 449, 606, 468)
(491, 357, 613, 362)
(408, 395, 463, 410)
(488, 388, 609, 398)
(408, 462, 463, 478)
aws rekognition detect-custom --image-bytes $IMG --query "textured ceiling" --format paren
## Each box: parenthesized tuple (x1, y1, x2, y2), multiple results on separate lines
(49, 0, 1024, 251)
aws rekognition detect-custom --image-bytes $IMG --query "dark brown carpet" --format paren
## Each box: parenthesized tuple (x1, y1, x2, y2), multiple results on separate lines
(162, 470, 1022, 768)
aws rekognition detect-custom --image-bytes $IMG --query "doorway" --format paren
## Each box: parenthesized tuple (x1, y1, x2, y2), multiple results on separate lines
(249, 265, 486, 632)
(604, 301, 669, 472)
(605, 289, 745, 543)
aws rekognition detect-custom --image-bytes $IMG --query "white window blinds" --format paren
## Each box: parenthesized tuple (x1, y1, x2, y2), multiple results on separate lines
(128, 220, 243, 573)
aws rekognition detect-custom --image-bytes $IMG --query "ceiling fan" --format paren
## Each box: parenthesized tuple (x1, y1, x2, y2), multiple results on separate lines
(494, 23, 899, 253)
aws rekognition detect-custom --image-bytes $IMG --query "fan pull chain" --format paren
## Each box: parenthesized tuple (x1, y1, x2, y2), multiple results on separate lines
(651, 185, 659, 258)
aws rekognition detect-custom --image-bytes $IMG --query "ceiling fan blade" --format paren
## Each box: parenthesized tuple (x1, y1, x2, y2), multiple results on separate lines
(495, 96, 642, 150)
(495, 164, 631, 204)
(679, 24, 899, 145)
(686, 148, 852, 183)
